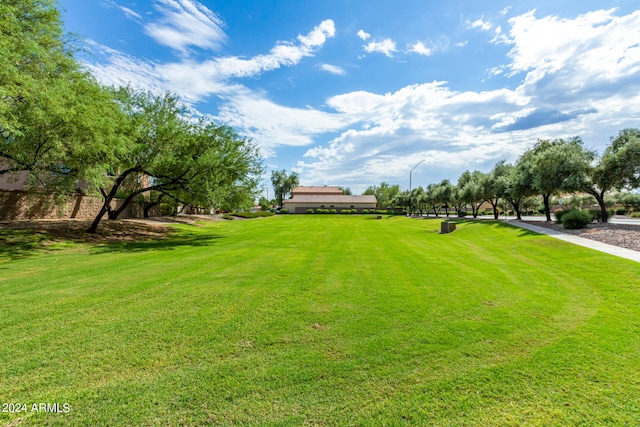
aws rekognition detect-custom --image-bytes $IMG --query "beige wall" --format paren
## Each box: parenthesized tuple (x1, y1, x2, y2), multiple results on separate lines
(284, 202, 377, 214)
(0, 190, 156, 220)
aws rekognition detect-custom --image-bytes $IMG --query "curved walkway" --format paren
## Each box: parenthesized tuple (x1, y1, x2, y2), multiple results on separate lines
(506, 220, 640, 263)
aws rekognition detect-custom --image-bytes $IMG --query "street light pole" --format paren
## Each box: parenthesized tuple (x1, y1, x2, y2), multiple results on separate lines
(409, 159, 425, 216)
(409, 159, 425, 192)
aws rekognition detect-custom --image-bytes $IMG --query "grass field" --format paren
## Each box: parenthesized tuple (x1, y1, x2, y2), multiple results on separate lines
(1, 215, 639, 426)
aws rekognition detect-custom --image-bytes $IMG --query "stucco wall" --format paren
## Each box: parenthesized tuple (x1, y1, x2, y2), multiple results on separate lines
(0, 190, 153, 220)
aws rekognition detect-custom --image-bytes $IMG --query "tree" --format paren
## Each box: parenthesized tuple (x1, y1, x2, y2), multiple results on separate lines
(363, 182, 401, 208)
(1, 0, 122, 191)
(482, 161, 511, 219)
(88, 87, 261, 232)
(270, 169, 299, 208)
(501, 162, 535, 220)
(457, 170, 487, 218)
(339, 186, 352, 195)
(575, 129, 640, 222)
(517, 137, 592, 221)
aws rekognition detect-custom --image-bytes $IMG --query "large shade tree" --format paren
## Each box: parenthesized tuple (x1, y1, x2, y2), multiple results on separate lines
(88, 87, 261, 233)
(1, 0, 122, 190)
(518, 137, 593, 221)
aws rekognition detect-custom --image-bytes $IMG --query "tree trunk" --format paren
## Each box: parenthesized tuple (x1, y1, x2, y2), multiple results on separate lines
(592, 191, 608, 223)
(87, 205, 109, 233)
(144, 194, 163, 218)
(543, 194, 551, 221)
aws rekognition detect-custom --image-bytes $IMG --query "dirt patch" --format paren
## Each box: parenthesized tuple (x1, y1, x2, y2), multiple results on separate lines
(0, 215, 222, 244)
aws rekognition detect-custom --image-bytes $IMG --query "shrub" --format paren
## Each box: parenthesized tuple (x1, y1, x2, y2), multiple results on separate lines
(340, 209, 351, 214)
(588, 209, 603, 222)
(230, 211, 275, 219)
(631, 212, 640, 218)
(554, 209, 570, 223)
(615, 207, 628, 215)
(561, 209, 591, 229)
(329, 209, 337, 214)
(306, 209, 314, 214)
(362, 209, 369, 214)
(279, 208, 289, 214)
(222, 214, 234, 220)
(458, 211, 467, 217)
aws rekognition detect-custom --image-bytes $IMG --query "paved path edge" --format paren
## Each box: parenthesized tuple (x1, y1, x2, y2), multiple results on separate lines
(504, 220, 640, 264)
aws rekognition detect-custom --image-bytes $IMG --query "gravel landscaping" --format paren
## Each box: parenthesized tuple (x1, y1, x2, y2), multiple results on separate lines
(522, 220, 640, 252)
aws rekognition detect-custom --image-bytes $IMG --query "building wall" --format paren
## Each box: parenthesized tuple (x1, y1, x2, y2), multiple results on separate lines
(287, 202, 377, 214)
(0, 190, 155, 220)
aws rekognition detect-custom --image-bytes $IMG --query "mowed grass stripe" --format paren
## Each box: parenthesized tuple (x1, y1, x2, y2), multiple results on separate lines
(0, 215, 639, 426)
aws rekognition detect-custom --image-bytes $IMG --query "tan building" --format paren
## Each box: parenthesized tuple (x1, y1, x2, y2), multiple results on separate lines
(283, 186, 377, 213)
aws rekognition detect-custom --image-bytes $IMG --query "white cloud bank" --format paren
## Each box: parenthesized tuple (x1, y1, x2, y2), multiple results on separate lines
(84, 4, 640, 191)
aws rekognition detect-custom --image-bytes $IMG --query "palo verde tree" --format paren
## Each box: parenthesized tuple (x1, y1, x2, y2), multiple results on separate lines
(88, 87, 261, 233)
(270, 169, 299, 208)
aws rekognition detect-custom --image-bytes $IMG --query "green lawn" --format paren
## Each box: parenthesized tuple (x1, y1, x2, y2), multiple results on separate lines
(1, 216, 639, 426)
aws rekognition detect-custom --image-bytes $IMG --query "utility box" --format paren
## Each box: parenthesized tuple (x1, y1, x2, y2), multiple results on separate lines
(441, 222, 456, 234)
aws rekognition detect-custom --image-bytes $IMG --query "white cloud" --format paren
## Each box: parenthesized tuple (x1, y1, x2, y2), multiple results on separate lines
(408, 41, 432, 56)
(467, 17, 492, 31)
(357, 29, 371, 40)
(85, 19, 337, 101)
(319, 64, 346, 75)
(144, 0, 227, 54)
(102, 1, 143, 20)
(363, 38, 397, 57)
(216, 88, 355, 157)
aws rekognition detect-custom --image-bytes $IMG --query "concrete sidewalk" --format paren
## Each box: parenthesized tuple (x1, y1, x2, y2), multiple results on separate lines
(506, 220, 640, 264)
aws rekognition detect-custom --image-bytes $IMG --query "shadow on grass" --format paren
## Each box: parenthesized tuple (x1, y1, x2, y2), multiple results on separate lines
(0, 220, 223, 261)
(89, 232, 224, 255)
(449, 219, 541, 237)
(410, 216, 542, 238)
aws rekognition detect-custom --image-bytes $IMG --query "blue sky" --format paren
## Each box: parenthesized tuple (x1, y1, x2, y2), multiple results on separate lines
(59, 0, 640, 195)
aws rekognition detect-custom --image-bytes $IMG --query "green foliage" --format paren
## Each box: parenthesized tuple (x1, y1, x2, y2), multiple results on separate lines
(631, 212, 640, 218)
(329, 208, 337, 214)
(363, 182, 401, 208)
(361, 209, 369, 214)
(231, 211, 275, 219)
(270, 169, 299, 208)
(554, 209, 571, 223)
(306, 209, 315, 214)
(340, 209, 352, 214)
(279, 208, 289, 214)
(222, 213, 234, 220)
(587, 209, 603, 222)
(561, 209, 592, 229)
(615, 207, 628, 215)
(0, 0, 124, 191)
(87, 87, 262, 232)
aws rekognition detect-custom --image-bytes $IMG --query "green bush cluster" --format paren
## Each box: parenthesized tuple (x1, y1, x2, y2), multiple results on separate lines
(222, 214, 234, 220)
(615, 207, 628, 215)
(230, 211, 275, 219)
(306, 209, 315, 214)
(279, 209, 289, 214)
(631, 212, 640, 218)
(561, 209, 592, 229)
